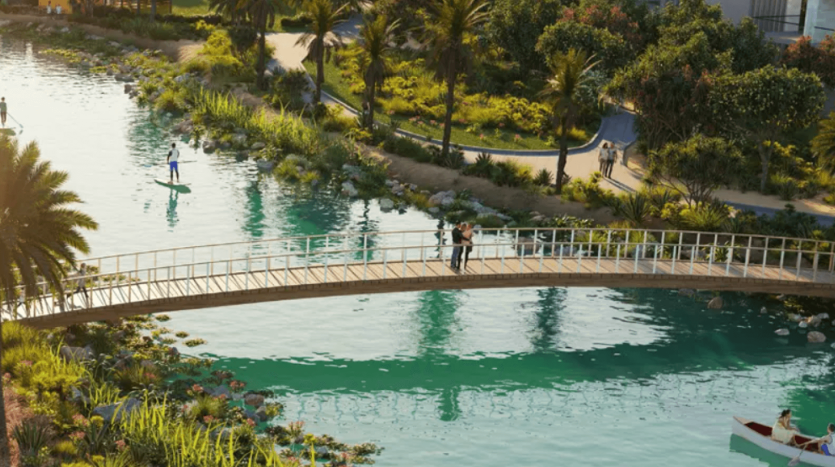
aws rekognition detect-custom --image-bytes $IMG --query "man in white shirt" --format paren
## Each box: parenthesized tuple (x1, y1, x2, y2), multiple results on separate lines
(167, 142, 180, 183)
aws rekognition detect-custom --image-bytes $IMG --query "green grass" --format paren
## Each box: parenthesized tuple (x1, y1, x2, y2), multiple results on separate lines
(304, 59, 596, 151)
(171, 0, 211, 16)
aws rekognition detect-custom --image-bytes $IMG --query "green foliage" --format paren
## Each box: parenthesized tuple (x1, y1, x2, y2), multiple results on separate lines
(536, 21, 630, 75)
(666, 200, 731, 231)
(712, 66, 825, 192)
(154, 88, 189, 113)
(382, 135, 434, 163)
(813, 112, 835, 171)
(319, 105, 357, 133)
(560, 172, 617, 208)
(611, 192, 653, 227)
(461, 153, 535, 187)
(648, 134, 742, 205)
(13, 418, 53, 465)
(486, 0, 565, 71)
(184, 338, 207, 348)
(534, 168, 553, 186)
(267, 69, 312, 112)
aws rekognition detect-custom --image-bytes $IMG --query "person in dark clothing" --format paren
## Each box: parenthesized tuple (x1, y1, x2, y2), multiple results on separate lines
(450, 223, 463, 270)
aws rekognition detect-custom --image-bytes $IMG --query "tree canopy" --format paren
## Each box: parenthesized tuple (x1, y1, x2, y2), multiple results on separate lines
(486, 0, 565, 72)
(536, 20, 630, 75)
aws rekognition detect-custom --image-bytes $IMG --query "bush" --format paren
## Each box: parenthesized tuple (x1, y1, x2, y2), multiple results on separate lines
(667, 201, 731, 231)
(281, 13, 313, 28)
(319, 105, 357, 133)
(561, 172, 616, 208)
(382, 135, 433, 163)
(268, 69, 312, 112)
(227, 25, 258, 53)
(534, 168, 553, 186)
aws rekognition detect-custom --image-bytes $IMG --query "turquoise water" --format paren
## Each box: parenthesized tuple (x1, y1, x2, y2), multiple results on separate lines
(3, 37, 835, 466)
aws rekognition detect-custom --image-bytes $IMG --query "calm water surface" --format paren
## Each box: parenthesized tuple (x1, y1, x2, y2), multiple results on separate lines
(3, 37, 834, 466)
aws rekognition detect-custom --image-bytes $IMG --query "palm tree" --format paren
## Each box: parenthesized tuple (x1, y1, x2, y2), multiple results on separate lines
(296, 0, 347, 104)
(359, 15, 399, 131)
(813, 112, 835, 171)
(539, 49, 598, 192)
(422, 0, 488, 157)
(0, 136, 97, 466)
(210, 0, 246, 24)
(243, 0, 296, 90)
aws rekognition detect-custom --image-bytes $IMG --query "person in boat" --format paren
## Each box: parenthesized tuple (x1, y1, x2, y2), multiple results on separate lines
(167, 142, 180, 184)
(0, 97, 6, 127)
(799, 423, 835, 455)
(772, 409, 800, 445)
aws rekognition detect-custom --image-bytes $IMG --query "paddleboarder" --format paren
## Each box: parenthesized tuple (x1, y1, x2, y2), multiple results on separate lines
(0, 97, 7, 127)
(167, 142, 180, 183)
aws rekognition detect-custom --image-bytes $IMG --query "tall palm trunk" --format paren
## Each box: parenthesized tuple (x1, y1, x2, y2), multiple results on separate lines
(556, 116, 568, 192)
(257, 23, 267, 90)
(441, 50, 457, 157)
(365, 76, 376, 131)
(315, 36, 324, 103)
(0, 313, 8, 467)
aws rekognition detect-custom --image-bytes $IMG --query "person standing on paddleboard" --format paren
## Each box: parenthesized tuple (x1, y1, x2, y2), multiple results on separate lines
(167, 142, 180, 183)
(0, 97, 7, 127)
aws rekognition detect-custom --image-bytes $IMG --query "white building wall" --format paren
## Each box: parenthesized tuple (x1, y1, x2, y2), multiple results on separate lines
(805, 0, 835, 42)
(707, 0, 752, 23)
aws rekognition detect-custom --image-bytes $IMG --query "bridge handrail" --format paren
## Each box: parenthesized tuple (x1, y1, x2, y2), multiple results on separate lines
(74, 227, 834, 264)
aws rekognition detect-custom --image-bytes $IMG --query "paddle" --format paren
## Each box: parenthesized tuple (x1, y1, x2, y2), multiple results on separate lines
(789, 439, 817, 466)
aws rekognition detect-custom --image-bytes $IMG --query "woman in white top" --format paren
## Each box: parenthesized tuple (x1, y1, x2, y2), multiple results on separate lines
(772, 409, 799, 445)
(598, 142, 609, 174)
(605, 146, 617, 178)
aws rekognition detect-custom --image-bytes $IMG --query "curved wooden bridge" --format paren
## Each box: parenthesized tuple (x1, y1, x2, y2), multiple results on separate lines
(7, 227, 835, 329)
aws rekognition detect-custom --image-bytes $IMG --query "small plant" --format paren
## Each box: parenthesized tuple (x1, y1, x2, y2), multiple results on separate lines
(155, 314, 171, 322)
(184, 338, 207, 348)
(175, 331, 189, 338)
(13, 418, 53, 466)
(534, 169, 553, 186)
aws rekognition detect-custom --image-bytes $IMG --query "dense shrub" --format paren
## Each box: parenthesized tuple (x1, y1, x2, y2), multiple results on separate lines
(536, 21, 631, 74)
(280, 13, 313, 28)
(780, 35, 835, 87)
(486, 0, 566, 72)
(267, 69, 312, 112)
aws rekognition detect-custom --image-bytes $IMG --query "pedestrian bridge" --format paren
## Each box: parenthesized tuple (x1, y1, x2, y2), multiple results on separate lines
(7, 227, 835, 329)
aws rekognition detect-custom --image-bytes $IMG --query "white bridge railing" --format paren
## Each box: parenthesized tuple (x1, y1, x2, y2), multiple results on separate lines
(6, 227, 835, 320)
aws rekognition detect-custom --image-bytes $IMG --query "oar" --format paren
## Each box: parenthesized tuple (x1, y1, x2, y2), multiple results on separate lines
(789, 439, 817, 466)
(6, 113, 23, 130)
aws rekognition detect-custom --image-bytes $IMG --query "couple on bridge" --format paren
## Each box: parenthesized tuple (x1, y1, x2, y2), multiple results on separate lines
(450, 222, 474, 271)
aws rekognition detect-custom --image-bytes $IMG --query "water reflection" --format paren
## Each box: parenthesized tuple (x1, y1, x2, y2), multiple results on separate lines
(167, 191, 179, 229)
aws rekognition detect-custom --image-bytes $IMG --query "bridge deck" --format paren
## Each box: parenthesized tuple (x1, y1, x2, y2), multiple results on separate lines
(11, 254, 834, 329)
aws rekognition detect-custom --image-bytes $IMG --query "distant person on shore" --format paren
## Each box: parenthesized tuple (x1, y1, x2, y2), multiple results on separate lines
(461, 223, 474, 270)
(167, 142, 180, 183)
(0, 98, 6, 127)
(450, 222, 463, 271)
(605, 145, 617, 178)
(598, 142, 609, 174)
(46, 1, 52, 14)
(56, 4, 62, 15)
(772, 409, 800, 445)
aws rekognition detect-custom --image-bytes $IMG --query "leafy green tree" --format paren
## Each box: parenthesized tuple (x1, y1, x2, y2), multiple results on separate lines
(0, 136, 97, 467)
(608, 32, 723, 150)
(422, 0, 489, 157)
(486, 0, 565, 72)
(296, 0, 347, 103)
(243, 0, 296, 90)
(539, 48, 598, 192)
(359, 15, 399, 131)
(210, 0, 247, 24)
(712, 67, 825, 192)
(648, 134, 742, 205)
(562, 0, 657, 51)
(813, 112, 835, 170)
(536, 21, 630, 75)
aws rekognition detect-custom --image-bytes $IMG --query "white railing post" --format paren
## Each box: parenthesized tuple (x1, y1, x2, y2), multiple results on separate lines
(186, 265, 191, 296)
(382, 250, 388, 279)
(285, 240, 290, 286)
(225, 261, 230, 292)
(264, 256, 270, 287)
(708, 234, 717, 276)
(479, 230, 485, 275)
(743, 236, 752, 278)
(796, 242, 803, 280)
(725, 234, 735, 276)
(779, 239, 786, 280)
(363, 234, 368, 281)
(304, 238, 310, 285)
(323, 237, 329, 284)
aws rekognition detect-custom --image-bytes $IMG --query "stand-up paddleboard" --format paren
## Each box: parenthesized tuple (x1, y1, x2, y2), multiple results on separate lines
(154, 179, 192, 193)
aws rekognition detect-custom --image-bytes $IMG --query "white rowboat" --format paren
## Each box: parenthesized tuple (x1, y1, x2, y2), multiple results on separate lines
(732, 416, 835, 466)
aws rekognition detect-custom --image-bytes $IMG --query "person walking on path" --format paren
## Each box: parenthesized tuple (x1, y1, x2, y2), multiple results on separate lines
(605, 145, 617, 178)
(598, 142, 609, 174)
(461, 223, 474, 270)
(450, 222, 463, 271)
(0, 97, 7, 127)
(68, 263, 89, 307)
(167, 142, 180, 183)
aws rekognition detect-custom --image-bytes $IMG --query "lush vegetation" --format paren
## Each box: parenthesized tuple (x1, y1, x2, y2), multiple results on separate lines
(68, 6, 222, 40)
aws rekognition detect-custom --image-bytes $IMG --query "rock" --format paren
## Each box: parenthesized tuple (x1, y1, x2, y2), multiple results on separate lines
(531, 215, 545, 223)
(60, 346, 94, 362)
(255, 406, 269, 422)
(409, 184, 418, 191)
(799, 321, 809, 328)
(86, 34, 103, 41)
(788, 313, 802, 322)
(707, 296, 723, 310)
(232, 134, 248, 146)
(341, 181, 358, 197)
(777, 294, 786, 301)
(342, 164, 363, 178)
(379, 199, 395, 211)
(244, 393, 265, 407)
(173, 74, 189, 84)
(775, 328, 790, 336)
(209, 385, 231, 399)
(385, 179, 394, 187)
(202, 140, 217, 153)
(220, 141, 232, 150)
(114, 74, 133, 83)
(806, 315, 822, 327)
(93, 397, 140, 422)
(428, 190, 456, 207)
(60, 26, 70, 33)
(70, 386, 89, 404)
(760, 306, 767, 314)
(816, 313, 830, 320)
(167, 347, 180, 357)
(251, 142, 266, 151)
(428, 207, 440, 214)
(109, 41, 121, 48)
(807, 331, 826, 343)
(123, 83, 133, 94)
(244, 409, 257, 421)
(678, 289, 695, 297)
(256, 160, 275, 171)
